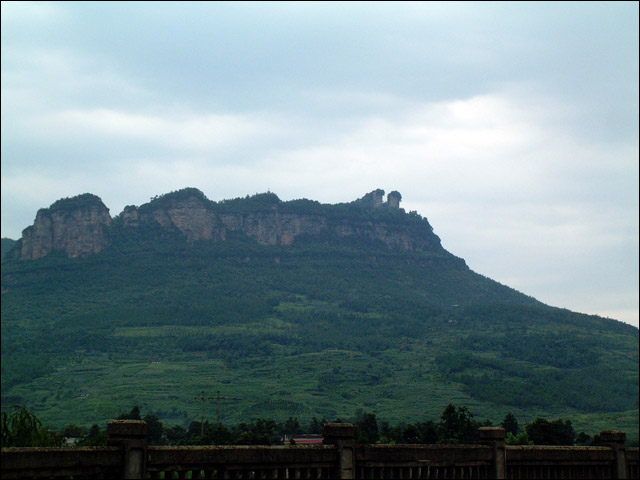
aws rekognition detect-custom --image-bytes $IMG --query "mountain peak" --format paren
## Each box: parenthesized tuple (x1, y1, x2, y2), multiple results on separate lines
(18, 193, 111, 260)
(47, 193, 106, 213)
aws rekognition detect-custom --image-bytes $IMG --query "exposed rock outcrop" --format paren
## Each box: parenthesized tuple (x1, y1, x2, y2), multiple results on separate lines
(220, 213, 328, 246)
(135, 194, 225, 242)
(20, 194, 111, 260)
(16, 188, 439, 260)
(387, 191, 402, 209)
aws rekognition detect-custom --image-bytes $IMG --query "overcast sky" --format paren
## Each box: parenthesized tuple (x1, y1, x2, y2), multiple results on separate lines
(2, 2, 638, 327)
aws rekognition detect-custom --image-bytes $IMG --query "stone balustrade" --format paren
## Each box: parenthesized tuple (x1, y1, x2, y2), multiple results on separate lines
(2, 421, 638, 479)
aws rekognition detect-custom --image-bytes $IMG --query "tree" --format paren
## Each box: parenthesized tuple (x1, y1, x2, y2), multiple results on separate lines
(403, 421, 438, 444)
(143, 414, 164, 445)
(378, 420, 403, 444)
(438, 404, 480, 444)
(283, 417, 302, 436)
(354, 411, 379, 444)
(526, 418, 575, 445)
(233, 419, 280, 445)
(506, 431, 532, 445)
(87, 424, 101, 438)
(1, 407, 63, 447)
(188, 421, 203, 440)
(118, 405, 141, 420)
(575, 432, 591, 445)
(500, 412, 519, 436)
(77, 424, 108, 446)
(164, 424, 187, 445)
(309, 417, 326, 435)
(62, 423, 86, 438)
(203, 422, 232, 445)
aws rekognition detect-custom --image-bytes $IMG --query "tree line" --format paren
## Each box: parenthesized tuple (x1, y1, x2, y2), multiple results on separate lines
(2, 404, 606, 448)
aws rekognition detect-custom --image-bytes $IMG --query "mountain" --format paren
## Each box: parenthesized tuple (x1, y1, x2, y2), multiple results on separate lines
(1, 188, 638, 443)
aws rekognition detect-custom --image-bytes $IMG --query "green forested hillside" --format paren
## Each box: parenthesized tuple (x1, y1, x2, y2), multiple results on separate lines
(1, 238, 16, 260)
(1, 192, 638, 444)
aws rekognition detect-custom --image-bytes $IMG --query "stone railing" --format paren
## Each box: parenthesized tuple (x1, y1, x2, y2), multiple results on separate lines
(1, 421, 637, 479)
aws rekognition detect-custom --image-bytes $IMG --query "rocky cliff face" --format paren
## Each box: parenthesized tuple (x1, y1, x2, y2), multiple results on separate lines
(19, 194, 112, 260)
(219, 212, 328, 246)
(127, 194, 330, 246)
(132, 195, 225, 242)
(16, 188, 441, 260)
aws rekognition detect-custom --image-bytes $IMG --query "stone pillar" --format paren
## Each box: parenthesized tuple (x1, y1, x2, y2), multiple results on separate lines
(372, 190, 384, 208)
(601, 431, 627, 479)
(107, 420, 148, 480)
(323, 423, 355, 480)
(479, 427, 506, 479)
(387, 192, 401, 208)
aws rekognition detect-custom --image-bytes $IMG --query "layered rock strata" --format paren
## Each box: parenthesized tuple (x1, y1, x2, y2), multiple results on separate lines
(20, 194, 111, 260)
(16, 188, 438, 260)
